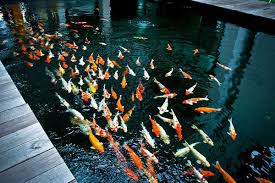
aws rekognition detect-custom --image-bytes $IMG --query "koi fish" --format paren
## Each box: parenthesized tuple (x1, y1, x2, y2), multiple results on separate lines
(99, 55, 105, 66)
(107, 58, 114, 68)
(136, 57, 141, 66)
(142, 68, 150, 80)
(118, 50, 124, 59)
(45, 67, 57, 84)
(141, 122, 155, 148)
(71, 81, 79, 94)
(28, 52, 34, 60)
(104, 68, 110, 80)
(84, 64, 90, 73)
(67, 79, 72, 93)
(150, 59, 155, 69)
(81, 91, 91, 103)
(58, 53, 65, 61)
(153, 77, 170, 94)
(21, 45, 27, 52)
(165, 68, 173, 77)
(113, 70, 119, 80)
(116, 95, 124, 113)
(122, 107, 135, 122)
(82, 45, 87, 50)
(149, 115, 160, 137)
(193, 48, 199, 55)
(136, 87, 143, 101)
(217, 62, 232, 71)
(146, 158, 157, 179)
(79, 56, 85, 66)
(119, 115, 127, 133)
(124, 168, 139, 182)
(85, 37, 91, 44)
(45, 55, 51, 63)
(110, 87, 118, 100)
(157, 123, 170, 144)
(179, 68, 192, 80)
(91, 114, 107, 138)
(49, 50, 54, 58)
(191, 124, 214, 146)
(166, 43, 172, 51)
(90, 96, 98, 110)
(174, 142, 200, 157)
(131, 92, 135, 102)
(98, 97, 106, 112)
(138, 81, 145, 94)
(170, 109, 183, 141)
(209, 74, 221, 86)
(200, 170, 215, 177)
(155, 114, 173, 126)
(185, 160, 208, 183)
(255, 177, 272, 183)
(26, 62, 33, 68)
(124, 144, 144, 170)
(227, 118, 237, 141)
(88, 53, 94, 63)
(89, 129, 104, 153)
(66, 108, 84, 120)
(183, 141, 210, 167)
(103, 84, 111, 99)
(195, 107, 221, 114)
(60, 77, 69, 91)
(119, 45, 130, 53)
(182, 96, 209, 105)
(71, 54, 77, 62)
(98, 67, 105, 80)
(126, 64, 136, 76)
(140, 143, 158, 163)
(98, 42, 107, 46)
(185, 82, 197, 95)
(109, 111, 119, 132)
(154, 93, 177, 99)
(158, 98, 169, 114)
(55, 93, 70, 108)
(121, 75, 127, 89)
(112, 60, 121, 68)
(133, 36, 148, 40)
(214, 161, 236, 183)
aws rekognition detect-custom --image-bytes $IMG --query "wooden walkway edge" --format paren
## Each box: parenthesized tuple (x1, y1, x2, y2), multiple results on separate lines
(190, 0, 275, 21)
(0, 61, 76, 183)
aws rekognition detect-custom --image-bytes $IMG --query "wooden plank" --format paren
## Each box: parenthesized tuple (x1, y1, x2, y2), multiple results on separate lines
(0, 74, 12, 85)
(0, 88, 21, 103)
(26, 163, 75, 183)
(0, 148, 65, 183)
(0, 123, 45, 154)
(0, 128, 54, 172)
(0, 95, 25, 113)
(0, 112, 37, 138)
(0, 81, 17, 93)
(0, 103, 32, 125)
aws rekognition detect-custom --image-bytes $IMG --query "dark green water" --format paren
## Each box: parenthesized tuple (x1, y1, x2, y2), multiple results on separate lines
(0, 0, 275, 182)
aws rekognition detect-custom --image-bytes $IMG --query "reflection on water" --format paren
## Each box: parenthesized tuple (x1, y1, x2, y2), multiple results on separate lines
(0, 0, 275, 182)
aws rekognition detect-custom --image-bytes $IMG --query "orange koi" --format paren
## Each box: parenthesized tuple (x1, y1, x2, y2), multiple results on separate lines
(122, 107, 134, 122)
(149, 115, 160, 137)
(36, 49, 42, 57)
(179, 68, 192, 79)
(131, 92, 135, 102)
(214, 162, 236, 183)
(45, 55, 51, 63)
(111, 87, 118, 100)
(116, 95, 124, 113)
(99, 56, 105, 66)
(81, 91, 91, 103)
(122, 67, 129, 77)
(58, 53, 65, 61)
(175, 123, 183, 141)
(121, 75, 127, 89)
(84, 64, 90, 73)
(136, 87, 143, 101)
(104, 69, 110, 80)
(138, 81, 145, 94)
(124, 144, 143, 170)
(62, 51, 69, 57)
(200, 170, 215, 177)
(95, 55, 99, 65)
(62, 62, 69, 69)
(255, 177, 272, 183)
(112, 60, 121, 68)
(21, 45, 27, 52)
(88, 53, 94, 63)
(124, 168, 139, 182)
(118, 50, 124, 60)
(26, 62, 33, 68)
(28, 52, 34, 60)
(195, 107, 221, 114)
(146, 158, 157, 178)
(194, 48, 199, 55)
(89, 129, 104, 153)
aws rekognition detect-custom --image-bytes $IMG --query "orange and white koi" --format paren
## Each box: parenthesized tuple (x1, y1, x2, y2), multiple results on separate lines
(122, 107, 135, 122)
(98, 97, 106, 112)
(103, 84, 111, 99)
(98, 67, 105, 80)
(179, 68, 192, 80)
(45, 54, 51, 63)
(143, 67, 150, 80)
(195, 107, 221, 114)
(227, 118, 237, 141)
(146, 158, 157, 179)
(118, 50, 124, 59)
(75, 65, 80, 75)
(154, 93, 177, 99)
(185, 82, 197, 95)
(84, 64, 90, 73)
(158, 98, 169, 114)
(214, 161, 236, 183)
(209, 74, 221, 86)
(79, 56, 85, 66)
(81, 91, 91, 103)
(170, 109, 183, 141)
(138, 81, 145, 94)
(150, 59, 155, 70)
(183, 141, 210, 167)
(149, 115, 160, 137)
(88, 53, 94, 63)
(136, 87, 143, 101)
(26, 61, 33, 67)
(124, 144, 144, 170)
(140, 143, 158, 163)
(91, 114, 107, 138)
(141, 122, 155, 148)
(182, 96, 209, 105)
(111, 87, 118, 100)
(153, 77, 170, 94)
(166, 43, 172, 51)
(89, 129, 104, 153)
(255, 177, 272, 183)
(113, 70, 119, 80)
(107, 58, 114, 68)
(193, 48, 199, 55)
(116, 95, 124, 113)
(121, 75, 127, 89)
(109, 111, 119, 132)
(217, 62, 232, 71)
(185, 160, 208, 183)
(136, 57, 141, 66)
(71, 54, 77, 62)
(119, 45, 130, 53)
(191, 124, 214, 146)
(165, 68, 173, 77)
(103, 104, 112, 122)
(104, 68, 111, 80)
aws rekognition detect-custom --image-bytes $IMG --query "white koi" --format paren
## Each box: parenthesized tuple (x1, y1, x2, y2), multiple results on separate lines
(158, 97, 169, 114)
(126, 64, 136, 76)
(113, 70, 119, 80)
(119, 45, 130, 53)
(79, 56, 85, 66)
(217, 62, 232, 71)
(141, 122, 155, 148)
(150, 59, 155, 70)
(140, 144, 158, 163)
(174, 142, 200, 157)
(119, 115, 127, 133)
(191, 125, 214, 146)
(209, 74, 221, 86)
(136, 57, 141, 66)
(78, 75, 84, 86)
(67, 78, 72, 93)
(90, 96, 98, 110)
(157, 123, 170, 144)
(185, 82, 197, 95)
(165, 68, 173, 77)
(155, 114, 173, 126)
(66, 108, 84, 120)
(98, 42, 107, 46)
(55, 92, 70, 108)
(143, 67, 150, 80)
(49, 50, 54, 58)
(154, 93, 177, 99)
(74, 65, 79, 75)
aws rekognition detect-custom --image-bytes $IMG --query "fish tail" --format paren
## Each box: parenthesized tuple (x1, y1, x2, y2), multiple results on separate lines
(183, 141, 189, 147)
(191, 124, 198, 130)
(213, 161, 220, 169)
(228, 117, 232, 123)
(204, 95, 209, 100)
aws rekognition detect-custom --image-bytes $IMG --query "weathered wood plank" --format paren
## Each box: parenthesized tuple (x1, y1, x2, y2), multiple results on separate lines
(0, 112, 37, 138)
(0, 81, 17, 93)
(0, 103, 32, 125)
(0, 148, 65, 183)
(0, 123, 45, 154)
(26, 163, 75, 183)
(0, 74, 12, 85)
(0, 88, 21, 103)
(0, 129, 54, 172)
(0, 95, 25, 113)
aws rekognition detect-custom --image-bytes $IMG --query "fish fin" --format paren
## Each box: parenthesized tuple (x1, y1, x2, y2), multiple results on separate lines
(196, 160, 201, 164)
(191, 124, 198, 130)
(203, 140, 207, 143)
(228, 117, 232, 123)
(90, 146, 95, 150)
(157, 107, 161, 110)
(183, 141, 189, 147)
(227, 132, 231, 136)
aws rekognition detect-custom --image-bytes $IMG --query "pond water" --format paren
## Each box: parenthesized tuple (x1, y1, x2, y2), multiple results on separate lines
(0, 0, 275, 182)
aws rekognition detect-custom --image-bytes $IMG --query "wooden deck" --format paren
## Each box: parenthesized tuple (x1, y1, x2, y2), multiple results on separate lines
(191, 0, 275, 21)
(0, 61, 76, 183)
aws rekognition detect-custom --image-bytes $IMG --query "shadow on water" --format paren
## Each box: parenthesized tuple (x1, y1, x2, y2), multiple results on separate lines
(0, 0, 275, 182)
